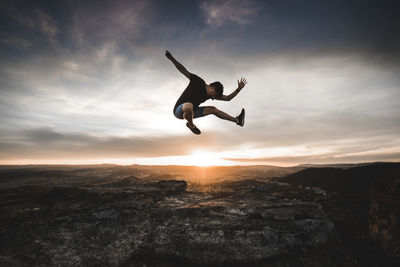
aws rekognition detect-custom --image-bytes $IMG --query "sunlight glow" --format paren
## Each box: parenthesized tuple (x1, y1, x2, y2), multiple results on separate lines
(189, 150, 223, 167)
(133, 150, 237, 166)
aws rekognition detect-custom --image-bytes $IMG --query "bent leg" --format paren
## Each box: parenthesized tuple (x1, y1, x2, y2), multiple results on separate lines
(202, 106, 236, 123)
(182, 102, 202, 134)
(182, 102, 195, 127)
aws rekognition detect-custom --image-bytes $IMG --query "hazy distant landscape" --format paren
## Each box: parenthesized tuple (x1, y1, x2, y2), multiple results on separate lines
(1, 162, 399, 266)
(0, 164, 304, 188)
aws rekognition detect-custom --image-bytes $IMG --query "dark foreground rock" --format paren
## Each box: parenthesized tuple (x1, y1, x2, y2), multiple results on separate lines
(369, 167, 400, 259)
(0, 176, 353, 266)
(281, 162, 400, 266)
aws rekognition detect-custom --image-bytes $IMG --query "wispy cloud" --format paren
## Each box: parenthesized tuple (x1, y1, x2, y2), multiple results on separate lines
(199, 0, 260, 27)
(70, 0, 151, 49)
(225, 152, 400, 165)
(1, 37, 32, 48)
(34, 9, 59, 39)
(0, 127, 219, 160)
(6, 7, 59, 42)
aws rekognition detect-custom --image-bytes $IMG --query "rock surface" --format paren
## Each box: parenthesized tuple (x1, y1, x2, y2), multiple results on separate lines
(1, 173, 350, 266)
(4, 163, 399, 266)
(369, 167, 400, 258)
(281, 162, 400, 266)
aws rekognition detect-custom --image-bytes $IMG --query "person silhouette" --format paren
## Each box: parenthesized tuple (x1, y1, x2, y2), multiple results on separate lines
(166, 50, 247, 135)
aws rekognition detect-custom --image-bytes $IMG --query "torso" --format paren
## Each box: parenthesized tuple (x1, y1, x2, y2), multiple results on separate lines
(173, 74, 209, 112)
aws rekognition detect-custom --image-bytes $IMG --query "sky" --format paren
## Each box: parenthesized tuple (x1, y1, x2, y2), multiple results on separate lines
(0, 0, 400, 166)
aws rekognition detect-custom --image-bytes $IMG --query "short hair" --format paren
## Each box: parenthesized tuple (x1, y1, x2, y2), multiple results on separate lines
(210, 81, 224, 97)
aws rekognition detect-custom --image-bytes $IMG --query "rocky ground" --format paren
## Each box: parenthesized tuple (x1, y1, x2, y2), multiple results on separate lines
(0, 163, 399, 266)
(281, 163, 400, 266)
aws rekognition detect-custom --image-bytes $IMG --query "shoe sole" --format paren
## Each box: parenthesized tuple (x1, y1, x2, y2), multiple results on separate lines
(186, 123, 201, 135)
(238, 109, 245, 127)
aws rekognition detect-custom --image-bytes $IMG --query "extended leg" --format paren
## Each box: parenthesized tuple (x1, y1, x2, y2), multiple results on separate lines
(202, 106, 236, 123)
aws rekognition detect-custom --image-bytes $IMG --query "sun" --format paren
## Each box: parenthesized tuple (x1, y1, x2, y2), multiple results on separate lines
(186, 150, 234, 167)
(189, 151, 217, 167)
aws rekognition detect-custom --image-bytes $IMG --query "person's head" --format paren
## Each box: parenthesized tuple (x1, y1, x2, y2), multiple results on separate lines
(207, 81, 223, 99)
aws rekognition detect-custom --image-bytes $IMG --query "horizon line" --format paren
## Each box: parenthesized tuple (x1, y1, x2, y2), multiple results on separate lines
(0, 161, 397, 168)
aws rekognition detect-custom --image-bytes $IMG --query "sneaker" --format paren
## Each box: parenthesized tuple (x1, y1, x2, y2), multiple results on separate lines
(186, 122, 201, 135)
(236, 108, 245, 127)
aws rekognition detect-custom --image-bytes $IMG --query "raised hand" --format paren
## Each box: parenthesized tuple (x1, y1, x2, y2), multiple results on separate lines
(165, 50, 173, 60)
(237, 77, 247, 90)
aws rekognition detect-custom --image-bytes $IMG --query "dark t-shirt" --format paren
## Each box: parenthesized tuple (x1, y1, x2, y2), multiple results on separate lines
(173, 73, 210, 113)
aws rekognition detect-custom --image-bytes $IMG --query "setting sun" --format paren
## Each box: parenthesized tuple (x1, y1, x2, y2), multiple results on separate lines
(189, 150, 222, 167)
(166, 150, 236, 167)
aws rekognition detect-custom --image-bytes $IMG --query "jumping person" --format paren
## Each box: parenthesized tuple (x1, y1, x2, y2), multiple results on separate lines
(166, 50, 247, 135)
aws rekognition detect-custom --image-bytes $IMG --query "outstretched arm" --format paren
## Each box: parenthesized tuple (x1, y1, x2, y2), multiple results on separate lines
(165, 50, 191, 79)
(216, 77, 247, 101)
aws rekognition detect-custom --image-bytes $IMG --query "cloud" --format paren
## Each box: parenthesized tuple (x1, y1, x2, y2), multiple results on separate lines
(1, 37, 32, 48)
(225, 152, 400, 165)
(69, 0, 151, 49)
(0, 127, 220, 161)
(199, 0, 260, 27)
(4, 6, 59, 42)
(34, 9, 59, 39)
(1, 35, 399, 165)
(1, 124, 399, 165)
(0, 0, 399, 165)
